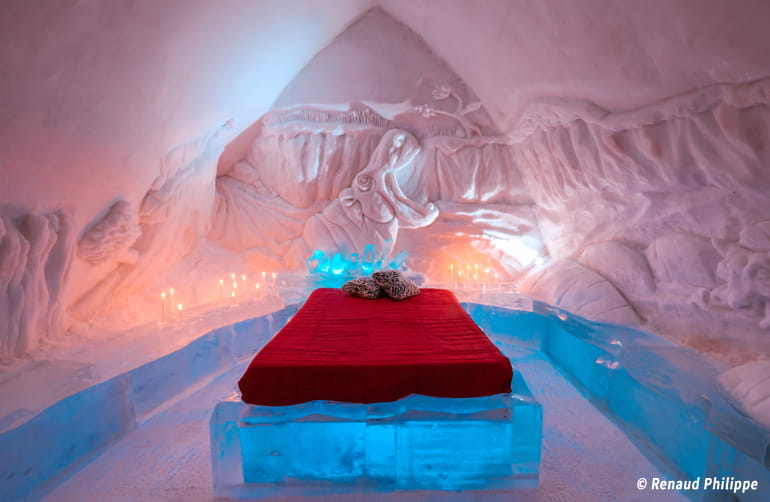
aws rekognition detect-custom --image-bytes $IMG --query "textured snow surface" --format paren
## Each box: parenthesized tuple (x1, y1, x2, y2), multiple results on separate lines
(2, 1, 770, 376)
(718, 360, 770, 430)
(42, 349, 684, 502)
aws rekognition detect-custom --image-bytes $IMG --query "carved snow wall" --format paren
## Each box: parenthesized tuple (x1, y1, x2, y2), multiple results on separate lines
(0, 208, 74, 359)
(510, 78, 770, 356)
(70, 123, 231, 322)
(210, 102, 546, 281)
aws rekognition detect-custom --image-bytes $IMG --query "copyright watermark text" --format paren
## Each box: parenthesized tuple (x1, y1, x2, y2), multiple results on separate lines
(636, 476, 759, 494)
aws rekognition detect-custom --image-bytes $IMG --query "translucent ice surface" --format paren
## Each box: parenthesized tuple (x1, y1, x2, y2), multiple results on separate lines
(210, 373, 541, 498)
(463, 298, 770, 502)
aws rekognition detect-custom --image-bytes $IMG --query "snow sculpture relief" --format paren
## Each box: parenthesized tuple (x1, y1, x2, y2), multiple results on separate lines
(71, 123, 231, 321)
(694, 237, 770, 329)
(210, 116, 384, 255)
(0, 209, 74, 360)
(519, 259, 642, 326)
(77, 200, 141, 265)
(414, 83, 483, 138)
(507, 77, 770, 348)
(212, 101, 543, 284)
(580, 241, 655, 296)
(647, 233, 721, 289)
(294, 129, 438, 258)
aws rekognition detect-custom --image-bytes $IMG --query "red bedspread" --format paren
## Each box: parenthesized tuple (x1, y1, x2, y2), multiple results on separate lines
(238, 288, 512, 406)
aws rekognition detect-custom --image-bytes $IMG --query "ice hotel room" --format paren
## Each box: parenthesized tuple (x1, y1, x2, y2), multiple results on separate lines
(1, 1, 770, 501)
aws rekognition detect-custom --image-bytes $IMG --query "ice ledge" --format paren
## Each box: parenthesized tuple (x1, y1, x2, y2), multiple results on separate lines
(0, 302, 299, 502)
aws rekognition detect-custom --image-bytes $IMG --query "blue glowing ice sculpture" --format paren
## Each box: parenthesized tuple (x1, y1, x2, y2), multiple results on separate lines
(306, 239, 406, 279)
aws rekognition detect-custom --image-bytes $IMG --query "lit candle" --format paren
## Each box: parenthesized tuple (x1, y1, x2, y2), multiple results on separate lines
(219, 278, 224, 299)
(450, 264, 454, 285)
(271, 272, 277, 292)
(261, 271, 266, 284)
(231, 273, 236, 282)
(458, 270, 463, 289)
(241, 274, 247, 289)
(494, 271, 500, 291)
(484, 267, 490, 292)
(170, 288, 175, 310)
(161, 291, 166, 323)
(255, 283, 261, 297)
(177, 303, 183, 320)
(231, 290, 236, 306)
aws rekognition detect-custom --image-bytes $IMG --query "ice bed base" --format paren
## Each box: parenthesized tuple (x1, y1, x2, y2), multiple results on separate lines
(210, 372, 541, 498)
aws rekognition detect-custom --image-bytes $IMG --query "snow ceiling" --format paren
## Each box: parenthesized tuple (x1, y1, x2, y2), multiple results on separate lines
(2, 0, 770, 361)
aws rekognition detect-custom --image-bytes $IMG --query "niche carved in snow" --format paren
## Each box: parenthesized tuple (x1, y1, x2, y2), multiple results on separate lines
(77, 200, 141, 265)
(0, 209, 74, 360)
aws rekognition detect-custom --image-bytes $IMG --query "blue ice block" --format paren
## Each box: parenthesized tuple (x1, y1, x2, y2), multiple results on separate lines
(536, 304, 770, 501)
(210, 373, 541, 498)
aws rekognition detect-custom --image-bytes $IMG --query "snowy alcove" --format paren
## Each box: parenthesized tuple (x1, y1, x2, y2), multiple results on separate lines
(1, 1, 770, 501)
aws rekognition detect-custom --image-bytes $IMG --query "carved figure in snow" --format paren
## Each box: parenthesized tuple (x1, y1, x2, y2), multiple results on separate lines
(693, 241, 770, 329)
(413, 83, 483, 138)
(294, 129, 438, 258)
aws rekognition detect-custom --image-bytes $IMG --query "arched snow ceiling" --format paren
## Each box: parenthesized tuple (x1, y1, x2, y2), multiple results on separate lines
(3, 0, 769, 223)
(382, 0, 770, 132)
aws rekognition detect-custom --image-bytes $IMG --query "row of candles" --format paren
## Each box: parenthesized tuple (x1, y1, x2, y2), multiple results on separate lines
(448, 263, 500, 291)
(218, 271, 278, 303)
(159, 288, 182, 324)
(159, 271, 281, 324)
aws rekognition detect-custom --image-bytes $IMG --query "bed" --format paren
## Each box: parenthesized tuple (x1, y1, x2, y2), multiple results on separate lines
(211, 288, 542, 498)
(238, 288, 513, 405)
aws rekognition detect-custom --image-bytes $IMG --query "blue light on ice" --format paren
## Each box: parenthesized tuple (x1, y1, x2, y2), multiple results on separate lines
(306, 239, 407, 278)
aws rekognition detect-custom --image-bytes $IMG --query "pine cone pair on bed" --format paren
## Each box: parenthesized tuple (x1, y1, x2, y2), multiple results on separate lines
(342, 270, 420, 300)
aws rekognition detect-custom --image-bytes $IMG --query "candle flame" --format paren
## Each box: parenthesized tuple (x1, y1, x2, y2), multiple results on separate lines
(177, 303, 183, 311)
(161, 291, 166, 299)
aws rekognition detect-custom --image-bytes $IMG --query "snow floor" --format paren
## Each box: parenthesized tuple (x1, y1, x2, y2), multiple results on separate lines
(41, 342, 685, 501)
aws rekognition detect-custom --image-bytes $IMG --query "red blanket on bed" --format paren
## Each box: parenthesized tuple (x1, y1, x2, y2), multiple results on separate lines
(238, 288, 512, 406)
